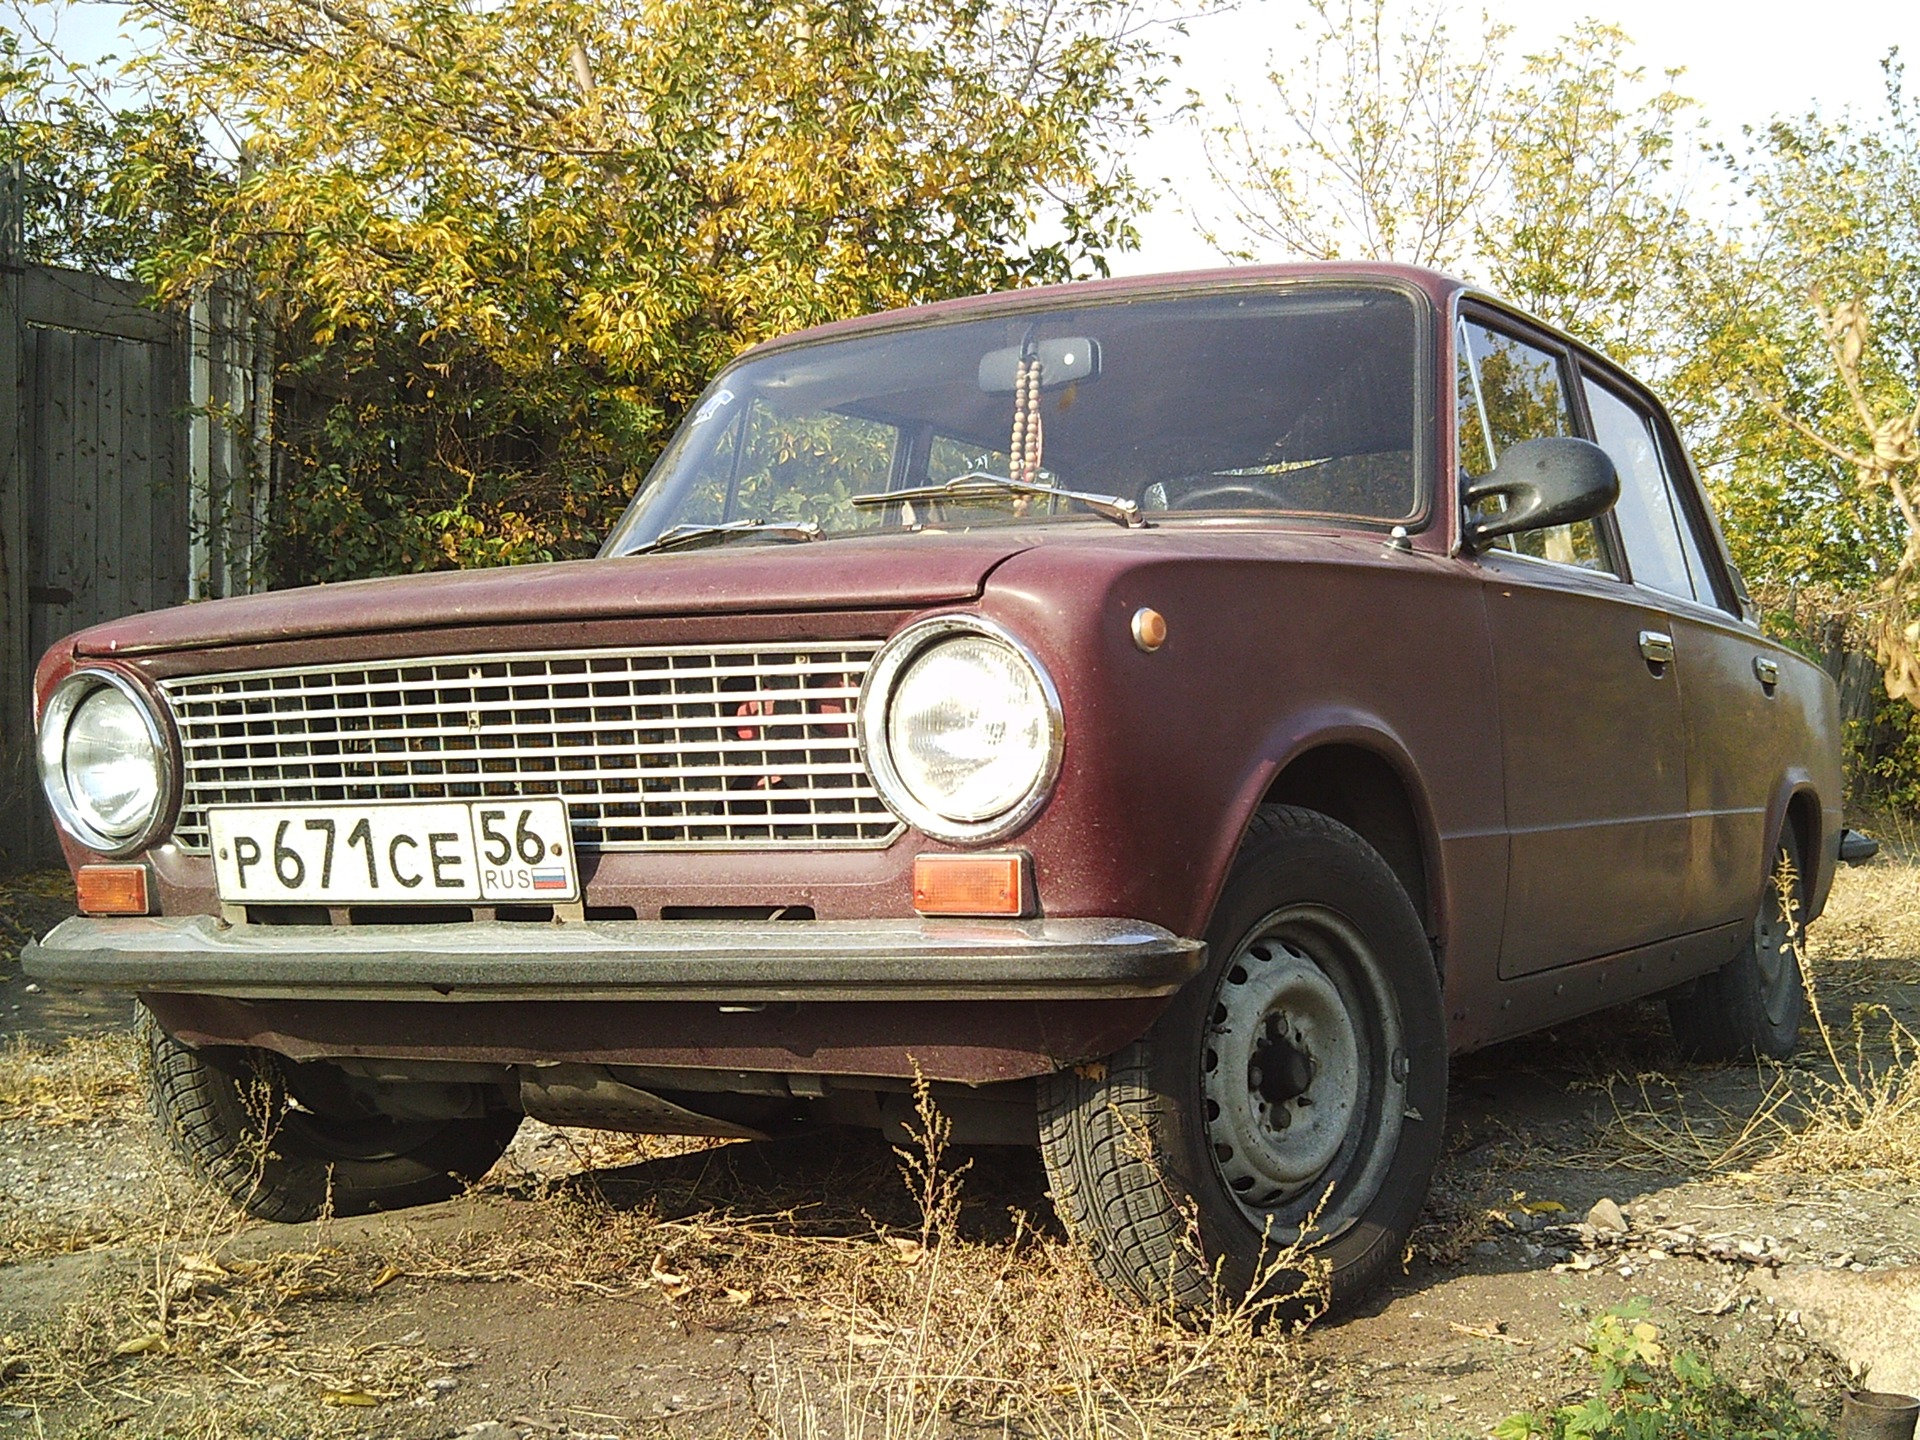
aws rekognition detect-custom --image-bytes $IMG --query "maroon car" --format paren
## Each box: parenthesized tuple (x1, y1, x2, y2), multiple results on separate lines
(25, 263, 1844, 1312)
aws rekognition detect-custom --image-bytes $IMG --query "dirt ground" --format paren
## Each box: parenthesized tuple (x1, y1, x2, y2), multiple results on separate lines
(3, 860, 1919, 1439)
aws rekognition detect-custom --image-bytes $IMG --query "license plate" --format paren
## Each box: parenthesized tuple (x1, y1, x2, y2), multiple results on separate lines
(209, 800, 579, 905)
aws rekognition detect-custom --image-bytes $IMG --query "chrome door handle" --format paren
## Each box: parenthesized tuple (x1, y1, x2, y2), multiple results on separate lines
(1639, 630, 1674, 665)
(1754, 656, 1780, 688)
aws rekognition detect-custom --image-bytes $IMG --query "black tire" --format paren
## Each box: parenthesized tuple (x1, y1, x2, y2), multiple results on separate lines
(1668, 827, 1807, 1062)
(140, 1007, 520, 1222)
(1037, 805, 1448, 1317)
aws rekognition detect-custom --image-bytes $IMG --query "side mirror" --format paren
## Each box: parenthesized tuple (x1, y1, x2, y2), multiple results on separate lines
(1462, 437, 1619, 549)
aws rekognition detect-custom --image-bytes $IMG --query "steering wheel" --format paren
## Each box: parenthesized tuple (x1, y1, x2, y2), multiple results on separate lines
(1167, 480, 1288, 510)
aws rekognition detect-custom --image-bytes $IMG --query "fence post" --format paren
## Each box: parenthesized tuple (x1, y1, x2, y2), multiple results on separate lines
(0, 159, 31, 869)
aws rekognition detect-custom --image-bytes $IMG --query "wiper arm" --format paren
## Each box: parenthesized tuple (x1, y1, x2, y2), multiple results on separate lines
(624, 519, 822, 556)
(851, 475, 1145, 529)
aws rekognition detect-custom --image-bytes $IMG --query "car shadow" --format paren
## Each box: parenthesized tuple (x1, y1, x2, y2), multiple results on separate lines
(540, 1126, 1062, 1248)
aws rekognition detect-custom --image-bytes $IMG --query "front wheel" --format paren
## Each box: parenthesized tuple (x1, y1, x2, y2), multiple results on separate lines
(141, 1009, 520, 1222)
(1038, 806, 1448, 1316)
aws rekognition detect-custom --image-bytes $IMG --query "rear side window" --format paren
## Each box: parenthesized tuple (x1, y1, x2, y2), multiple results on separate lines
(1583, 376, 1718, 606)
(1457, 319, 1609, 572)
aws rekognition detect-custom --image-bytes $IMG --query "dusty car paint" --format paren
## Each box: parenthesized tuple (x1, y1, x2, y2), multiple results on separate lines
(27, 261, 1842, 1073)
(15, 270, 1843, 1320)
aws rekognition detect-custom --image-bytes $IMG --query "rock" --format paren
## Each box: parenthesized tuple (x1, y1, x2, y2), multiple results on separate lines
(1756, 1264, 1920, 1397)
(462, 1424, 519, 1440)
(1587, 1198, 1629, 1233)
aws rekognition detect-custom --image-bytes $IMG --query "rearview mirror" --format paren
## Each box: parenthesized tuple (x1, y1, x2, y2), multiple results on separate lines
(1462, 437, 1619, 549)
(978, 338, 1101, 394)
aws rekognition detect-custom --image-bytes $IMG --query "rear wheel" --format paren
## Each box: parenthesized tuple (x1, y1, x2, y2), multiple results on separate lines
(1038, 806, 1447, 1316)
(1668, 827, 1807, 1062)
(141, 1008, 519, 1222)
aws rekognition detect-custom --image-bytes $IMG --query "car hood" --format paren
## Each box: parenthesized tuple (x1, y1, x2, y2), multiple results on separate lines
(69, 531, 1037, 657)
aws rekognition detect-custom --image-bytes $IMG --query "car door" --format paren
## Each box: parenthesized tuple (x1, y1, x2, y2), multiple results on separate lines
(1579, 366, 1782, 933)
(1455, 310, 1691, 978)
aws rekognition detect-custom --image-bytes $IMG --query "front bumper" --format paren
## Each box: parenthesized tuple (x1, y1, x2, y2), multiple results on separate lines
(24, 915, 1206, 1003)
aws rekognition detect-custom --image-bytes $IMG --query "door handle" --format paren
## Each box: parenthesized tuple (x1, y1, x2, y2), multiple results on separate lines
(1639, 630, 1674, 665)
(1754, 656, 1780, 689)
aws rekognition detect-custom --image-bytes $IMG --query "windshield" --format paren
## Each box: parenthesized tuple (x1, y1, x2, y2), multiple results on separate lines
(601, 283, 1424, 555)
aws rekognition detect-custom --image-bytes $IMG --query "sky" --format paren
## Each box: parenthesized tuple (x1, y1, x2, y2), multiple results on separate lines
(15, 0, 1920, 277)
(1118, 0, 1919, 274)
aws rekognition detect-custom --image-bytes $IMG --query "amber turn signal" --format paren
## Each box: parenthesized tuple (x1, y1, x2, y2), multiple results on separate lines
(76, 864, 151, 916)
(912, 852, 1030, 917)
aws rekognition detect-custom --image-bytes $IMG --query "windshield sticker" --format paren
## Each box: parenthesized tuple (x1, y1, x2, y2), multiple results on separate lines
(691, 388, 735, 426)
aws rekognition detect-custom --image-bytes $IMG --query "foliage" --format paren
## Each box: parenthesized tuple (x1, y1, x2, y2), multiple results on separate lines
(1676, 57, 1920, 702)
(0, 31, 211, 276)
(1483, 25, 1694, 364)
(26, 0, 1180, 581)
(1198, 0, 1507, 270)
(1199, 0, 1700, 368)
(1495, 1304, 1831, 1440)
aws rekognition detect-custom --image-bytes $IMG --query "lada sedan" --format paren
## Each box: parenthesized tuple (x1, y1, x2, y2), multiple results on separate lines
(25, 263, 1845, 1313)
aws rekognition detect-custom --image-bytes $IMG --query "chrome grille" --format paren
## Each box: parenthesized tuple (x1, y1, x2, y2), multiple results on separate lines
(159, 645, 903, 853)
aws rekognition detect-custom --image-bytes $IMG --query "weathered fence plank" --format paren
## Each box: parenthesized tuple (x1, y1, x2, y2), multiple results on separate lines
(2, 253, 263, 869)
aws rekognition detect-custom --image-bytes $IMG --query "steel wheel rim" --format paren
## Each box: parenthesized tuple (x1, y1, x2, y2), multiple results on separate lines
(1201, 904, 1407, 1236)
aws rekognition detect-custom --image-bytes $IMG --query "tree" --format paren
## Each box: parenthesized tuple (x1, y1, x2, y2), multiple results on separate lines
(57, 0, 1179, 580)
(1198, 0, 1700, 368)
(0, 31, 209, 275)
(1198, 0, 1507, 269)
(1678, 56, 1920, 701)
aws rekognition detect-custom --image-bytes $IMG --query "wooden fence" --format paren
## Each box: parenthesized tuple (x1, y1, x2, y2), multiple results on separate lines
(0, 173, 269, 868)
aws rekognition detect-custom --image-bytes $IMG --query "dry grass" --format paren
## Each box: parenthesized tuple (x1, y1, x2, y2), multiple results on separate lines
(0, 1046, 1321, 1439)
(1580, 1070, 1799, 1175)
(0, 868, 75, 957)
(0, 1030, 141, 1127)
(396, 1081, 1324, 1438)
(1756, 847, 1920, 1181)
(1758, 1006, 1920, 1179)
(748, 1079, 1321, 1440)
(1804, 837, 1920, 995)
(1574, 853, 1920, 1184)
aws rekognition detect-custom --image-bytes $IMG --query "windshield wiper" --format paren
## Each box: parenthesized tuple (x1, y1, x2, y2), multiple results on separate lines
(850, 475, 1145, 529)
(625, 519, 822, 556)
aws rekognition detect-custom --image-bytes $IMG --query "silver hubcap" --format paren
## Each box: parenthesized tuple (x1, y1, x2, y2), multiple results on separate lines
(1203, 933, 1366, 1211)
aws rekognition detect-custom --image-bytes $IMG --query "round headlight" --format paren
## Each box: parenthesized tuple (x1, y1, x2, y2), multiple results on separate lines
(37, 671, 171, 854)
(861, 617, 1062, 842)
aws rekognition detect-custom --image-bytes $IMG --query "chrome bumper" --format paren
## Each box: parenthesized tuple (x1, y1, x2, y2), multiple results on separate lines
(24, 915, 1206, 1003)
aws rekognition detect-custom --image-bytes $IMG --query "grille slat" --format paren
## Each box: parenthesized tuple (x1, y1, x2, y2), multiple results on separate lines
(159, 645, 902, 853)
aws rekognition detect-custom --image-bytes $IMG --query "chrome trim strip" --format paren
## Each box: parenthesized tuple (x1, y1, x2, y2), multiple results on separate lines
(858, 615, 1065, 845)
(37, 669, 178, 857)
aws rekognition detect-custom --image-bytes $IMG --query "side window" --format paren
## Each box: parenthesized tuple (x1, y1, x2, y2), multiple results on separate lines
(1457, 319, 1608, 571)
(1655, 429, 1726, 611)
(1583, 376, 1717, 605)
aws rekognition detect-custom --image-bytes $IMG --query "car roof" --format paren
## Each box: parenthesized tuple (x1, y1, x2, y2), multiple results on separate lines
(741, 261, 1470, 359)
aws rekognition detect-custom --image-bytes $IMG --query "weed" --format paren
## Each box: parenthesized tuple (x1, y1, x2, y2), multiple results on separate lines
(1760, 1005, 1920, 1179)
(1495, 1304, 1831, 1439)
(1761, 848, 1920, 1180)
(892, 1065, 971, 1253)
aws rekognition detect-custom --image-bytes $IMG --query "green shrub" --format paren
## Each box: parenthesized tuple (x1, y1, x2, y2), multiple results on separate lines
(1495, 1304, 1831, 1440)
